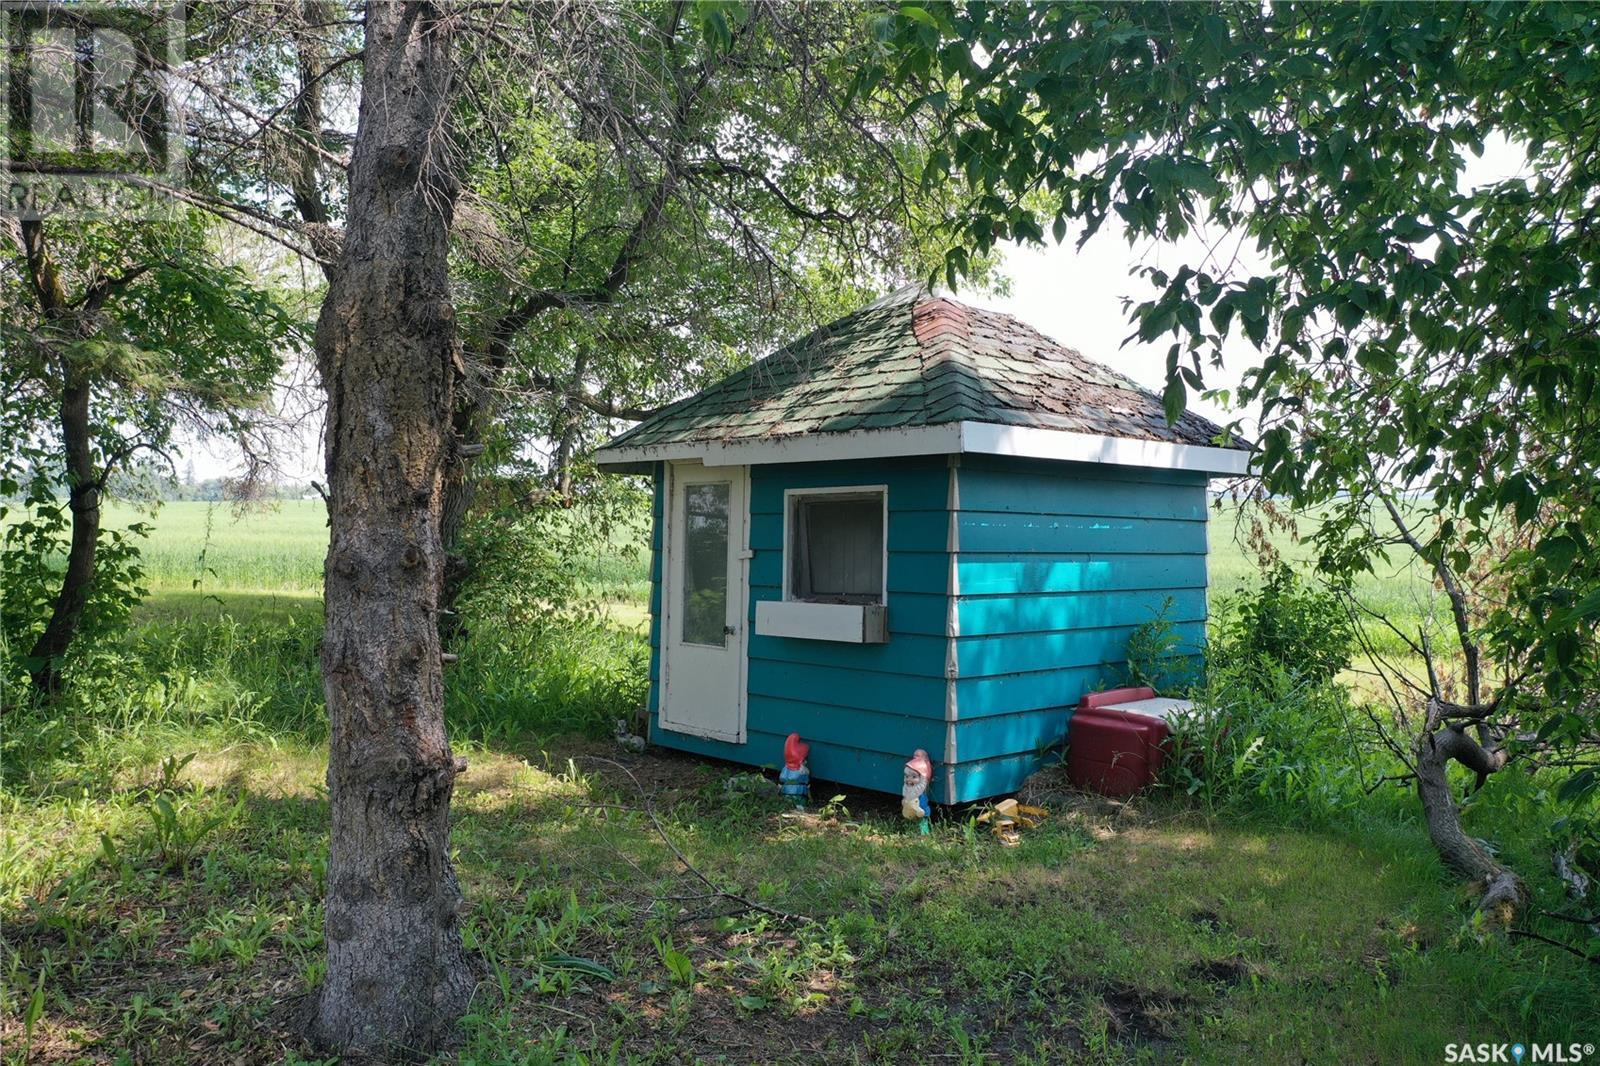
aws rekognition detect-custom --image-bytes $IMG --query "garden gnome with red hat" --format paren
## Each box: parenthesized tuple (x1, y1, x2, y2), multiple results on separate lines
(779, 732, 811, 808)
(902, 749, 933, 834)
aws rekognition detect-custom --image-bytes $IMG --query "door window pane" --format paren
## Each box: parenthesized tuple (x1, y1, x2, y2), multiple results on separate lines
(681, 481, 730, 646)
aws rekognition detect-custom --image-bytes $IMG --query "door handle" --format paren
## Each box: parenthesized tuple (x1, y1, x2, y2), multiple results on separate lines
(724, 624, 737, 636)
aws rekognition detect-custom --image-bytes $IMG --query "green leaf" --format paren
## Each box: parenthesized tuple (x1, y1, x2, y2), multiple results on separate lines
(1243, 312, 1268, 348)
(1535, 534, 1578, 571)
(1557, 767, 1597, 805)
(1162, 377, 1187, 424)
(1562, 587, 1600, 623)
(1334, 299, 1363, 332)
(542, 955, 617, 982)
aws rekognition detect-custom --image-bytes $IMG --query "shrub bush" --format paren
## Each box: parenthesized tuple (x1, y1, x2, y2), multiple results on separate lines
(446, 618, 648, 741)
(449, 490, 651, 739)
(1157, 566, 1365, 822)
(1, 496, 151, 698)
(1214, 562, 1353, 685)
(1125, 597, 1202, 694)
(1164, 656, 1366, 822)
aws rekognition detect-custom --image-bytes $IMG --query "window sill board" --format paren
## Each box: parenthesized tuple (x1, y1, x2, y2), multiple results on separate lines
(755, 600, 888, 644)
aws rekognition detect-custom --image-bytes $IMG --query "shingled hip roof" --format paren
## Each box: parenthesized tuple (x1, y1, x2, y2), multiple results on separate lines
(596, 287, 1250, 476)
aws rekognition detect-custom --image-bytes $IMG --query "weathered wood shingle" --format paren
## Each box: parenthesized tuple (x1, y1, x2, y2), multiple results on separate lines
(606, 286, 1235, 451)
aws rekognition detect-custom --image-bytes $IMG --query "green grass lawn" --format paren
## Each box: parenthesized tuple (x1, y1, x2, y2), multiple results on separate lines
(4, 497, 1592, 1064)
(6, 730, 1597, 1064)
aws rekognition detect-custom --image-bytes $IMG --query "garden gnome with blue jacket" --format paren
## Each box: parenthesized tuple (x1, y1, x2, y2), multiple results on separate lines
(902, 749, 933, 834)
(779, 732, 811, 808)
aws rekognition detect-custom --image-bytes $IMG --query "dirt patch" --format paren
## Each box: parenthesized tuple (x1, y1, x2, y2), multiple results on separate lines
(1016, 763, 1086, 809)
(1015, 765, 1164, 836)
(1187, 957, 1251, 987)
(1101, 984, 1186, 1049)
(1360, 916, 1430, 987)
(1188, 909, 1224, 934)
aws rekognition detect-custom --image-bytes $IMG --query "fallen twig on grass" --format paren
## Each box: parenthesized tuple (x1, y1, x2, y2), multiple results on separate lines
(1507, 928, 1600, 965)
(1540, 909, 1600, 926)
(582, 756, 812, 927)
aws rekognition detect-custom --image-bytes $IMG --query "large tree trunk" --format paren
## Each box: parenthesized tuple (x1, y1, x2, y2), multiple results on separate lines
(309, 1, 475, 1054)
(27, 376, 99, 694)
(436, 391, 483, 634)
(438, 396, 478, 557)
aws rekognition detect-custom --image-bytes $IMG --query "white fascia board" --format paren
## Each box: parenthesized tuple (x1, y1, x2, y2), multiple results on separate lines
(956, 422, 1252, 476)
(595, 420, 1250, 476)
(595, 424, 963, 470)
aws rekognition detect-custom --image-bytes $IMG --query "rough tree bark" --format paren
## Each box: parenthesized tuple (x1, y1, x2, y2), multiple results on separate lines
(18, 221, 100, 695)
(309, 1, 476, 1054)
(27, 375, 99, 694)
(1414, 702, 1525, 920)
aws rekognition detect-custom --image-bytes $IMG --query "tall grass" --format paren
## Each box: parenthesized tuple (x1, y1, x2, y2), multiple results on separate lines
(448, 620, 649, 741)
(3, 607, 646, 804)
(1205, 500, 1453, 660)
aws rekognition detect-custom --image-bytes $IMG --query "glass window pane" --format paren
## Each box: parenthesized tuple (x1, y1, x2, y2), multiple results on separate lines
(681, 481, 730, 646)
(790, 494, 883, 603)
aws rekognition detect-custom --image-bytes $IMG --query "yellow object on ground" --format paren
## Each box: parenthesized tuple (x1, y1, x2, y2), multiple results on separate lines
(976, 799, 1049, 845)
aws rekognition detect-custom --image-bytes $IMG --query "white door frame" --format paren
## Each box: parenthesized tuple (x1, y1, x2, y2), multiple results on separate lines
(660, 459, 749, 743)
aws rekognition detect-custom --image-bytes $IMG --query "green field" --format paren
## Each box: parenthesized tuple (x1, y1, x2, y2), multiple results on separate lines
(103, 500, 654, 628)
(106, 498, 1445, 636)
(4, 498, 1592, 1064)
(97, 500, 327, 622)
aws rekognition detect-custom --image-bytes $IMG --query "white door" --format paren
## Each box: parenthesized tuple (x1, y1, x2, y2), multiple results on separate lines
(662, 462, 747, 742)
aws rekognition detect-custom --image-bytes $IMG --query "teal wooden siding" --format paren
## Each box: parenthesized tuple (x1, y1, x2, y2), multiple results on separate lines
(648, 457, 953, 795)
(947, 455, 1210, 802)
(644, 453, 1214, 805)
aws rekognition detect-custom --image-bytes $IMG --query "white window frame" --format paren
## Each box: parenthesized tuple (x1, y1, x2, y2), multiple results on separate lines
(781, 484, 889, 605)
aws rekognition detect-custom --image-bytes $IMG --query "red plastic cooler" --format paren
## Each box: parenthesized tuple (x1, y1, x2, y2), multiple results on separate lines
(1066, 686, 1179, 797)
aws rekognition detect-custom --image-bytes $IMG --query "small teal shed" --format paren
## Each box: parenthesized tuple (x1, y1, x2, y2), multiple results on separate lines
(596, 288, 1248, 804)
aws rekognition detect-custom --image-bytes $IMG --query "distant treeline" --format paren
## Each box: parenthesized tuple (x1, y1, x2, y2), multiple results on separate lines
(130, 477, 315, 503)
(5, 461, 315, 504)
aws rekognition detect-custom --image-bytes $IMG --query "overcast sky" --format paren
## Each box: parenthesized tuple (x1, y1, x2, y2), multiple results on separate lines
(971, 233, 1253, 434)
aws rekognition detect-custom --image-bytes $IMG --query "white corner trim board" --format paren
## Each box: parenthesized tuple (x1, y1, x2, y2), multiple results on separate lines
(596, 420, 1251, 476)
